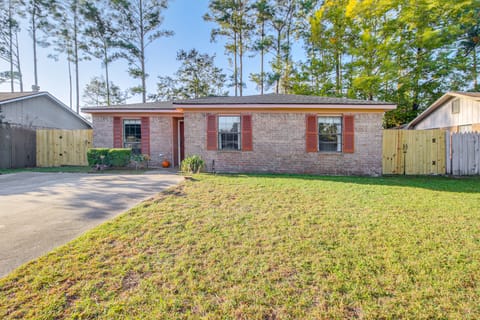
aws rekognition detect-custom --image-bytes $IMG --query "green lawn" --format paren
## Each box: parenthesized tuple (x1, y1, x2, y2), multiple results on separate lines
(1, 174, 480, 319)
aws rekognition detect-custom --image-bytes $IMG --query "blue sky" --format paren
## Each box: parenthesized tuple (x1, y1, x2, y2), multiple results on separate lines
(0, 0, 281, 107)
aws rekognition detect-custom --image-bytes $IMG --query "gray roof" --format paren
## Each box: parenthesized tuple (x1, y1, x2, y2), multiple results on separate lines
(0, 91, 45, 103)
(82, 100, 175, 111)
(174, 94, 393, 105)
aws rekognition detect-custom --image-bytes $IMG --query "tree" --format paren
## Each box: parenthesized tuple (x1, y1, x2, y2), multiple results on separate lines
(50, 0, 83, 112)
(459, 6, 480, 91)
(0, 0, 23, 92)
(151, 49, 227, 101)
(23, 0, 55, 91)
(80, 0, 120, 105)
(204, 0, 252, 96)
(111, 0, 173, 103)
(267, 0, 298, 94)
(310, 0, 351, 96)
(249, 0, 273, 94)
(83, 76, 128, 106)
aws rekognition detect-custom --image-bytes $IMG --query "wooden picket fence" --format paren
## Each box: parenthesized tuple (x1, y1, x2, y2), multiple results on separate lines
(36, 129, 93, 167)
(382, 130, 446, 175)
(447, 132, 480, 175)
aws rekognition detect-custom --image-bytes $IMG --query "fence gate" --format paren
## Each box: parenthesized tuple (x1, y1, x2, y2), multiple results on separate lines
(383, 129, 446, 175)
(0, 124, 36, 169)
(448, 133, 480, 175)
(36, 129, 92, 167)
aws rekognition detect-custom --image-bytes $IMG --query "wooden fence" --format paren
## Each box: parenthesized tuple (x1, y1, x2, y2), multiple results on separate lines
(447, 132, 480, 175)
(383, 130, 446, 175)
(0, 124, 36, 169)
(36, 129, 93, 167)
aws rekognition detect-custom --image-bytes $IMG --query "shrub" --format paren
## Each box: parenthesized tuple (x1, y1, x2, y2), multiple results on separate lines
(108, 149, 132, 167)
(181, 155, 205, 174)
(87, 148, 132, 167)
(87, 148, 109, 166)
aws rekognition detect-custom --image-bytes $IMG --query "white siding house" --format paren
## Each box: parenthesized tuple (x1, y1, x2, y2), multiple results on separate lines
(408, 92, 480, 132)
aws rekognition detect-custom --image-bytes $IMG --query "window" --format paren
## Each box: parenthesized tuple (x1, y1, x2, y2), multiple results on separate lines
(218, 116, 241, 150)
(318, 116, 342, 152)
(452, 99, 460, 114)
(123, 119, 141, 154)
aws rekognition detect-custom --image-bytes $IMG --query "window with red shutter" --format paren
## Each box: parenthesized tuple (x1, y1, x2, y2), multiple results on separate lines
(242, 115, 253, 151)
(206, 114, 217, 150)
(306, 114, 318, 152)
(343, 115, 355, 153)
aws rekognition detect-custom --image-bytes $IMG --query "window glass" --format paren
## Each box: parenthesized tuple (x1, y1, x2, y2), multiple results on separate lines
(452, 99, 460, 114)
(124, 119, 142, 154)
(218, 116, 241, 150)
(318, 116, 342, 152)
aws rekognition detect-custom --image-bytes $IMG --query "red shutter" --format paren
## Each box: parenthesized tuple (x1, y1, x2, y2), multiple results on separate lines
(206, 114, 217, 150)
(242, 114, 253, 151)
(113, 117, 122, 148)
(343, 114, 355, 153)
(141, 117, 150, 155)
(306, 114, 318, 152)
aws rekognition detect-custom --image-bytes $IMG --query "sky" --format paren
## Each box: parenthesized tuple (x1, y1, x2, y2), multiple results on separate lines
(0, 0, 286, 109)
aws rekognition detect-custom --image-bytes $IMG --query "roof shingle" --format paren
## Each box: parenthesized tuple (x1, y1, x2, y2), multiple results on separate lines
(0, 92, 44, 103)
(174, 94, 393, 105)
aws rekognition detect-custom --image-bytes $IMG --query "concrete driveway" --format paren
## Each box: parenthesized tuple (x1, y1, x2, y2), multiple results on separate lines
(0, 171, 183, 277)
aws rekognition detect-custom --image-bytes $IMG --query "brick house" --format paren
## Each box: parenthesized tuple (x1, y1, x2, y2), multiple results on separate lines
(82, 94, 395, 175)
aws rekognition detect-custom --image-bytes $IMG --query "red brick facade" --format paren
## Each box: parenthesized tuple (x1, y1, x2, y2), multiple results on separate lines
(184, 112, 384, 176)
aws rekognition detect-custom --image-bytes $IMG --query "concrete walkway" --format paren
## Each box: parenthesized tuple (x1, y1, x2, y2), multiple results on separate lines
(0, 171, 183, 277)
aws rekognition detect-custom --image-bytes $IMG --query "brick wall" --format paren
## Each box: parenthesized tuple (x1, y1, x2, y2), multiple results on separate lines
(149, 116, 174, 166)
(92, 116, 113, 148)
(184, 112, 384, 176)
(92, 115, 174, 167)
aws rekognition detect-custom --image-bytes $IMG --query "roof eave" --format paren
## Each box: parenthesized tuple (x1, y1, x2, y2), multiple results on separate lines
(178, 103, 397, 111)
(82, 108, 181, 114)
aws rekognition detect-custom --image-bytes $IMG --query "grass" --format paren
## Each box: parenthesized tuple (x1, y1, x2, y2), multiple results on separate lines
(1, 174, 480, 319)
(0, 166, 152, 175)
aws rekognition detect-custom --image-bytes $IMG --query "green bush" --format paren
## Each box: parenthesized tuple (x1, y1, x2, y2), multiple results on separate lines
(87, 148, 109, 166)
(87, 148, 132, 167)
(108, 149, 132, 167)
(181, 155, 205, 174)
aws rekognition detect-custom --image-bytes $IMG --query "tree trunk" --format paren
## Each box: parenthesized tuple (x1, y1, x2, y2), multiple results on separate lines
(32, 4, 38, 89)
(260, 20, 264, 95)
(68, 54, 73, 109)
(9, 0, 14, 92)
(15, 30, 23, 92)
(276, 29, 281, 94)
(140, 0, 147, 103)
(73, 6, 80, 113)
(335, 51, 341, 95)
(474, 45, 478, 90)
(239, 28, 243, 97)
(234, 31, 238, 96)
(104, 42, 110, 105)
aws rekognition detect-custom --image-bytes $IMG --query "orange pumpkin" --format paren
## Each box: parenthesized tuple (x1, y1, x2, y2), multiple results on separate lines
(162, 160, 170, 168)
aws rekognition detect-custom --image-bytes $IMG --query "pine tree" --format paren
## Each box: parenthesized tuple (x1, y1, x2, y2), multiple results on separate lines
(111, 0, 173, 103)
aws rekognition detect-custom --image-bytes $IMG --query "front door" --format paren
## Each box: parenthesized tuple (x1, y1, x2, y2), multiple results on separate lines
(178, 120, 185, 164)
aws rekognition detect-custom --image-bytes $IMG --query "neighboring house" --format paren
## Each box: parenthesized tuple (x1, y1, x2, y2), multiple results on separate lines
(82, 94, 396, 175)
(408, 92, 480, 133)
(0, 91, 91, 129)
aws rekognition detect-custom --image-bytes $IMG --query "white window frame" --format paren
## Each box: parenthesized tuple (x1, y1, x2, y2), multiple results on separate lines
(318, 116, 343, 153)
(218, 115, 241, 151)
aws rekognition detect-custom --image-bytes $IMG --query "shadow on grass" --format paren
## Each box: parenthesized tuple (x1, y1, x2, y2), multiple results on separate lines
(212, 173, 480, 194)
